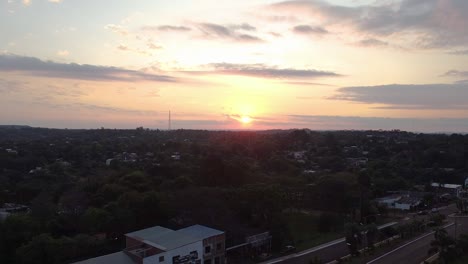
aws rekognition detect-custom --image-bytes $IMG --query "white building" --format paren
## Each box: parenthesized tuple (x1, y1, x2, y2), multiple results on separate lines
(74, 225, 225, 264)
(394, 197, 422, 210)
(431, 183, 463, 197)
(376, 194, 402, 208)
(376, 194, 422, 211)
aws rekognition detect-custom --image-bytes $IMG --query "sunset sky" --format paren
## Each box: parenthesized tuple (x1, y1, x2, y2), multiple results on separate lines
(1, 0, 468, 132)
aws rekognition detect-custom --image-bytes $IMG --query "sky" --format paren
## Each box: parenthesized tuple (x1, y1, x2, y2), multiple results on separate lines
(1, 0, 468, 132)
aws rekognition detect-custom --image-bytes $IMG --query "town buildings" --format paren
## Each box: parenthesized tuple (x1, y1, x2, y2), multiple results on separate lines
(74, 225, 225, 264)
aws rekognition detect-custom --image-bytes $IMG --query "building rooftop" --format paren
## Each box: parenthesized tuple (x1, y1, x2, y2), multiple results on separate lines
(125, 225, 224, 251)
(431, 183, 462, 189)
(376, 194, 402, 201)
(396, 197, 422, 205)
(178, 224, 224, 240)
(73, 252, 134, 264)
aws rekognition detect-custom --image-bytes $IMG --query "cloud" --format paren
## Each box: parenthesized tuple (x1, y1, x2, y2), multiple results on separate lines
(230, 23, 256, 31)
(188, 63, 341, 79)
(272, 0, 468, 49)
(0, 54, 176, 83)
(146, 25, 192, 32)
(146, 41, 162, 50)
(448, 50, 468, 55)
(197, 23, 263, 42)
(292, 25, 328, 35)
(443, 70, 468, 78)
(285, 81, 335, 86)
(357, 38, 389, 47)
(22, 0, 31, 6)
(48, 0, 62, 3)
(330, 83, 468, 109)
(104, 24, 128, 36)
(117, 44, 130, 51)
(0, 78, 26, 94)
(57, 50, 69, 56)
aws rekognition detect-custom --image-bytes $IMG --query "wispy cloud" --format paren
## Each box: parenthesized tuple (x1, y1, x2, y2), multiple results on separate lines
(443, 70, 468, 78)
(272, 0, 468, 49)
(57, 50, 69, 56)
(197, 23, 263, 42)
(292, 25, 328, 35)
(0, 78, 27, 94)
(188, 63, 341, 79)
(330, 83, 468, 109)
(104, 24, 128, 36)
(285, 81, 335, 86)
(357, 38, 389, 47)
(144, 25, 192, 32)
(448, 50, 468, 55)
(0, 54, 176, 82)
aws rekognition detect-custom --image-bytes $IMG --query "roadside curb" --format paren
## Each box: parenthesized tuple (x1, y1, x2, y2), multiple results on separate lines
(448, 213, 468, 218)
(420, 253, 439, 264)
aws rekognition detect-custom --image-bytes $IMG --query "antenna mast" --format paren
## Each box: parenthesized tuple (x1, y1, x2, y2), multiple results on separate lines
(168, 110, 171, 131)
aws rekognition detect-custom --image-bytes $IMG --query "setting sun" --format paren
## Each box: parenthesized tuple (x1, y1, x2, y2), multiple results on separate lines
(241, 115, 252, 124)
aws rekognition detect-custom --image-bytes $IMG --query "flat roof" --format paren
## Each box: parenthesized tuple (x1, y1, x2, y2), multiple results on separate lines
(431, 183, 462, 189)
(72, 252, 134, 264)
(178, 225, 224, 240)
(125, 225, 224, 251)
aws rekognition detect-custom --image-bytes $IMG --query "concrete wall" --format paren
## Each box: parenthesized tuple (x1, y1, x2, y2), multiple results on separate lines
(143, 241, 203, 264)
(203, 234, 226, 264)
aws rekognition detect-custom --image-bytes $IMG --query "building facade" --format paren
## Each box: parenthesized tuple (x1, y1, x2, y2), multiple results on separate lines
(74, 225, 225, 264)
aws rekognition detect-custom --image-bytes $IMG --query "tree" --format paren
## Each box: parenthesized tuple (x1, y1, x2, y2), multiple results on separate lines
(345, 223, 362, 256)
(16, 233, 76, 264)
(80, 207, 111, 234)
(428, 228, 456, 263)
(366, 224, 379, 249)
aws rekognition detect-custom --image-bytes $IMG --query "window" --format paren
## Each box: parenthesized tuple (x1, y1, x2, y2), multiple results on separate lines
(215, 257, 220, 264)
(159, 256, 164, 262)
(172, 255, 180, 263)
(216, 243, 222, 250)
(204, 259, 211, 264)
(190, 251, 198, 259)
(205, 246, 211, 254)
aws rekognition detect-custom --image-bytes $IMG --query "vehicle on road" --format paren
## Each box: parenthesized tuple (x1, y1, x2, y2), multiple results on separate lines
(281, 245, 296, 254)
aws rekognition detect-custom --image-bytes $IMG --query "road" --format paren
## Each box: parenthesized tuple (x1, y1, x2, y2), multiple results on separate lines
(261, 222, 398, 264)
(367, 213, 468, 264)
(261, 204, 459, 264)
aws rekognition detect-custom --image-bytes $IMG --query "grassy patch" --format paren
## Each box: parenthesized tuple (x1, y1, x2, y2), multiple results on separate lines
(447, 255, 468, 264)
(284, 211, 344, 251)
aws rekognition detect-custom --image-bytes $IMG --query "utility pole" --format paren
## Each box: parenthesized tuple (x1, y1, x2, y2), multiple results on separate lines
(168, 110, 171, 131)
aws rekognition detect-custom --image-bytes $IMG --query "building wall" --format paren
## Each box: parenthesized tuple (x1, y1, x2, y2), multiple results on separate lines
(394, 203, 411, 210)
(126, 236, 143, 248)
(203, 234, 226, 264)
(143, 241, 203, 264)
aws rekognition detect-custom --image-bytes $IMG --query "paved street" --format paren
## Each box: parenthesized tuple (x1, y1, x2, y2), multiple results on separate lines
(367, 214, 468, 264)
(261, 203, 460, 264)
(261, 223, 398, 264)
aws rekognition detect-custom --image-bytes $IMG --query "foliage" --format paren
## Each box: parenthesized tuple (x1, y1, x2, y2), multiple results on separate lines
(0, 128, 467, 262)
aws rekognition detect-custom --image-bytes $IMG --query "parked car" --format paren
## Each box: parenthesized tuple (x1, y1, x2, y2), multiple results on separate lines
(281, 245, 296, 254)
